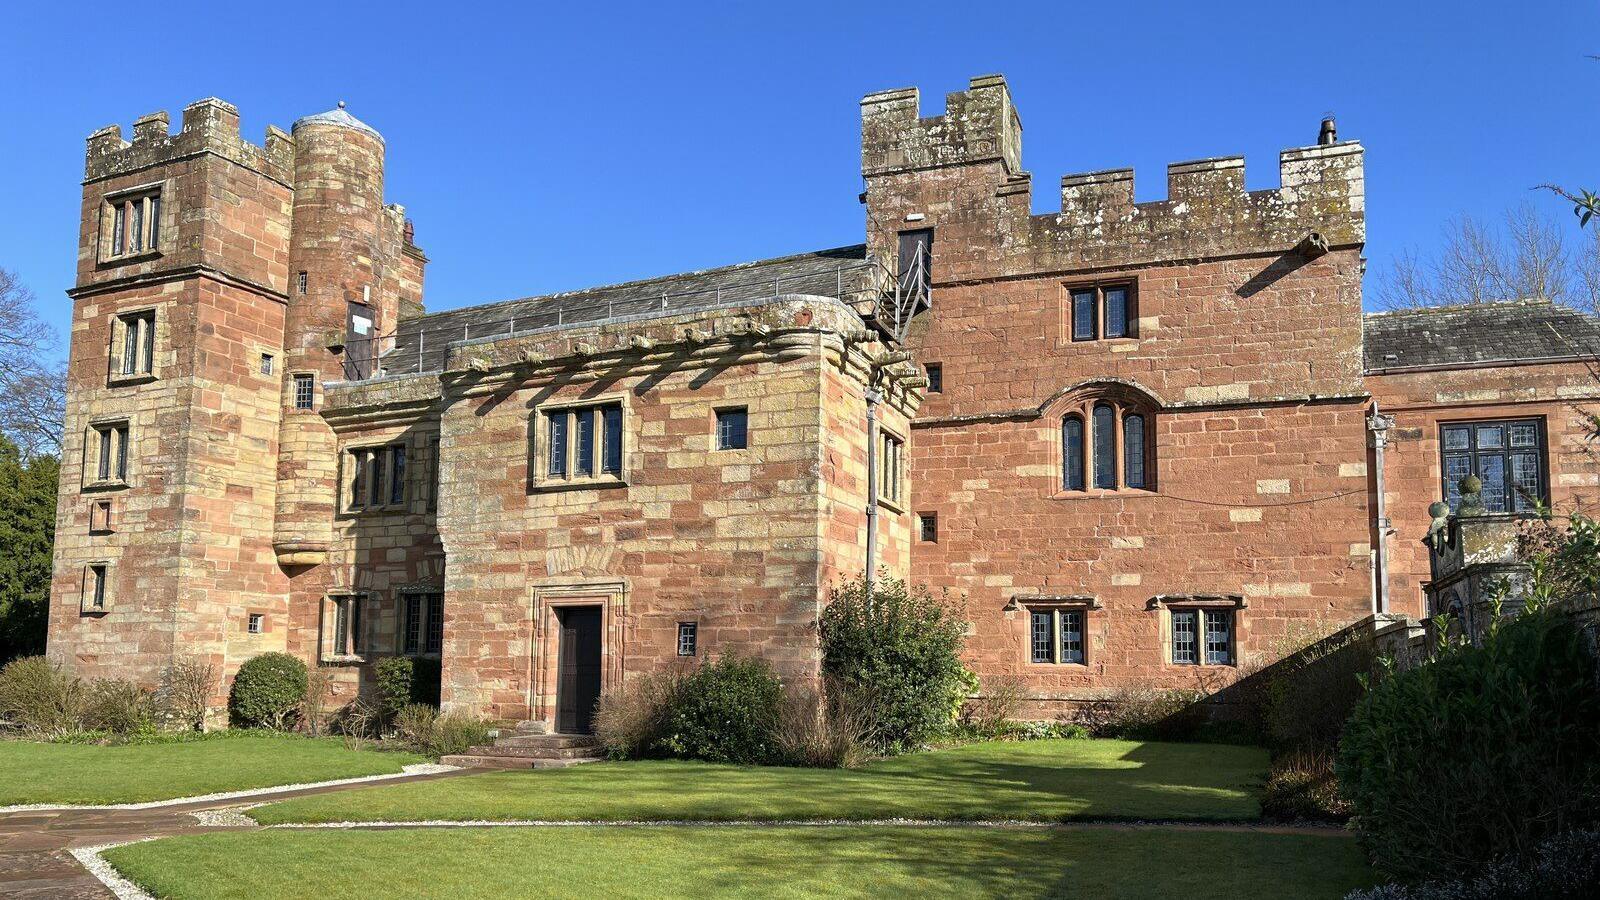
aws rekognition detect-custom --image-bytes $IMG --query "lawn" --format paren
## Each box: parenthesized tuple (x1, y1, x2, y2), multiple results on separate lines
(252, 738, 1266, 824)
(104, 825, 1375, 899)
(0, 732, 427, 805)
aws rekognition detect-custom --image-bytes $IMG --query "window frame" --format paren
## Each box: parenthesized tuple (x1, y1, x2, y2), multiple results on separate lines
(291, 374, 316, 411)
(102, 186, 164, 262)
(1064, 280, 1137, 343)
(924, 363, 943, 393)
(260, 353, 275, 376)
(1057, 396, 1155, 495)
(1161, 602, 1239, 668)
(81, 562, 112, 615)
(87, 419, 131, 489)
(322, 593, 368, 662)
(247, 613, 265, 635)
(402, 591, 445, 658)
(917, 511, 938, 543)
(677, 621, 698, 657)
(1438, 417, 1547, 514)
(1022, 599, 1097, 666)
(109, 309, 157, 383)
(532, 397, 628, 491)
(714, 406, 749, 451)
(876, 426, 907, 511)
(344, 443, 409, 513)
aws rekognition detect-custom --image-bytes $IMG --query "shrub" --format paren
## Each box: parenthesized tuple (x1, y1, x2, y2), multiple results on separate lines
(961, 674, 1025, 736)
(1337, 609, 1600, 881)
(84, 678, 156, 735)
(775, 680, 873, 768)
(374, 656, 443, 720)
(1077, 685, 1206, 741)
(819, 576, 969, 753)
(0, 655, 89, 737)
(1347, 829, 1600, 900)
(659, 656, 782, 764)
(154, 657, 214, 731)
(1262, 749, 1348, 822)
(390, 702, 491, 756)
(228, 652, 308, 730)
(594, 670, 683, 760)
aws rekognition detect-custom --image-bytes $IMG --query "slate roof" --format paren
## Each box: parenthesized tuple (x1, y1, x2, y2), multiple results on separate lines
(376, 245, 870, 377)
(1363, 299, 1600, 373)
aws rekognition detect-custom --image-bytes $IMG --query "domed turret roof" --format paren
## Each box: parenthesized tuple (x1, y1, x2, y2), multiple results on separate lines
(292, 101, 383, 142)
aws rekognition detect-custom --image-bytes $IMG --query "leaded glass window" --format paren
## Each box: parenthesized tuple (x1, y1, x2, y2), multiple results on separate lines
(1171, 610, 1198, 665)
(1203, 609, 1233, 665)
(1029, 607, 1088, 664)
(1092, 404, 1116, 489)
(542, 402, 624, 483)
(1123, 414, 1146, 489)
(1030, 611, 1053, 663)
(1071, 289, 1097, 341)
(1103, 287, 1128, 338)
(716, 407, 748, 450)
(1059, 610, 1085, 664)
(1440, 419, 1544, 513)
(1063, 415, 1085, 491)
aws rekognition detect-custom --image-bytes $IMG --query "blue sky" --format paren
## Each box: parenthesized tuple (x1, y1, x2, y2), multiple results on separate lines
(2, 1, 1594, 362)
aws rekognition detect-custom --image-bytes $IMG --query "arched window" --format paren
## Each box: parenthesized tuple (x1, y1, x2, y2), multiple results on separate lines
(1092, 404, 1116, 489)
(1062, 416, 1085, 491)
(1123, 414, 1146, 489)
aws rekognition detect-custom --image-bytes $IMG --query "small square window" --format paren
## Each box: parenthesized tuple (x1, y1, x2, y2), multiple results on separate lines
(292, 374, 315, 410)
(924, 363, 943, 393)
(260, 353, 274, 375)
(247, 613, 264, 634)
(677, 622, 698, 657)
(715, 407, 748, 451)
(90, 500, 114, 534)
(918, 512, 938, 543)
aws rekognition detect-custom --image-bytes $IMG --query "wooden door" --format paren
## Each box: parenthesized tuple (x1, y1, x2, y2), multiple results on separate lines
(555, 606, 603, 734)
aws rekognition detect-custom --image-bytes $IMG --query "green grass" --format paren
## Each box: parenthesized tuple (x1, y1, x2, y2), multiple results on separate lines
(105, 825, 1376, 899)
(253, 738, 1266, 824)
(0, 732, 427, 805)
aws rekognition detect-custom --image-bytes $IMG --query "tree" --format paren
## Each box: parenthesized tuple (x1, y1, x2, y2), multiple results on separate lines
(0, 267, 66, 459)
(0, 433, 58, 663)
(1374, 203, 1580, 311)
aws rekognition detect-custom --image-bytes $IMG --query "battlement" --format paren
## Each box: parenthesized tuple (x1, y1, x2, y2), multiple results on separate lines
(85, 98, 294, 185)
(861, 74, 1022, 177)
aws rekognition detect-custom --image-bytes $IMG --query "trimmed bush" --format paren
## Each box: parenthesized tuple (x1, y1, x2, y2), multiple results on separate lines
(594, 671, 683, 761)
(0, 655, 89, 737)
(228, 652, 308, 730)
(374, 656, 444, 720)
(819, 576, 969, 753)
(1338, 609, 1600, 881)
(659, 656, 782, 764)
(1349, 829, 1600, 900)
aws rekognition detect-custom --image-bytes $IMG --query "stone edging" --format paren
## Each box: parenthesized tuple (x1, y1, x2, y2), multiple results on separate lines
(0, 763, 459, 813)
(70, 841, 159, 900)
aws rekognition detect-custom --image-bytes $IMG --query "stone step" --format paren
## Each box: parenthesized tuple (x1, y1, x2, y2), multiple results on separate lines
(464, 743, 605, 760)
(493, 733, 599, 749)
(440, 753, 603, 770)
(509, 719, 550, 735)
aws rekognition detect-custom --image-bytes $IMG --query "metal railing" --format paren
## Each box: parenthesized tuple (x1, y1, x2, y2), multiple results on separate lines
(337, 254, 922, 381)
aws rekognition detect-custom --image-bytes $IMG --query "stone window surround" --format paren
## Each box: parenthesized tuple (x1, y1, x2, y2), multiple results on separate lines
(1014, 595, 1101, 667)
(1148, 594, 1245, 668)
(876, 425, 907, 513)
(713, 405, 749, 452)
(341, 441, 409, 515)
(100, 180, 169, 264)
(107, 306, 159, 386)
(290, 373, 317, 411)
(529, 394, 630, 493)
(1438, 416, 1548, 514)
(917, 511, 938, 543)
(246, 610, 268, 635)
(529, 580, 627, 728)
(80, 561, 113, 615)
(89, 498, 114, 534)
(677, 620, 698, 657)
(320, 592, 370, 664)
(1052, 390, 1157, 498)
(1061, 277, 1138, 344)
(84, 417, 133, 491)
(401, 589, 445, 658)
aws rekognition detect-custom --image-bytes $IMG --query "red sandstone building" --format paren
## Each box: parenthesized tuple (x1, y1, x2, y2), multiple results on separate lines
(46, 77, 1600, 728)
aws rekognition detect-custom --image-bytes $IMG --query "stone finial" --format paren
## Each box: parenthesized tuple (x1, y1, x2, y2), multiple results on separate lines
(1457, 475, 1486, 517)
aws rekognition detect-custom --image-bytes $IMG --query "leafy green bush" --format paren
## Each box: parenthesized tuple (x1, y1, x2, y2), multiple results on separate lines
(1262, 749, 1348, 822)
(0, 655, 89, 737)
(228, 652, 307, 730)
(819, 576, 969, 753)
(659, 656, 782, 764)
(375, 656, 443, 719)
(85, 678, 156, 735)
(1338, 609, 1600, 881)
(594, 671, 684, 760)
(1349, 829, 1600, 900)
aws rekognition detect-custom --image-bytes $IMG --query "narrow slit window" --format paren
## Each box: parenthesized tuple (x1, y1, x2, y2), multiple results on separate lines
(918, 512, 938, 543)
(1123, 414, 1146, 489)
(85, 564, 109, 612)
(1103, 287, 1129, 338)
(390, 445, 406, 506)
(1071, 289, 1097, 341)
(925, 363, 943, 393)
(602, 406, 623, 474)
(428, 436, 441, 511)
(260, 353, 274, 375)
(1062, 415, 1085, 491)
(547, 410, 569, 477)
(879, 431, 905, 505)
(574, 409, 595, 477)
(1092, 404, 1116, 490)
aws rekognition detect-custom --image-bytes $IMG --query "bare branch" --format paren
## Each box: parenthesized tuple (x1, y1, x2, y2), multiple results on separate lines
(0, 267, 65, 458)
